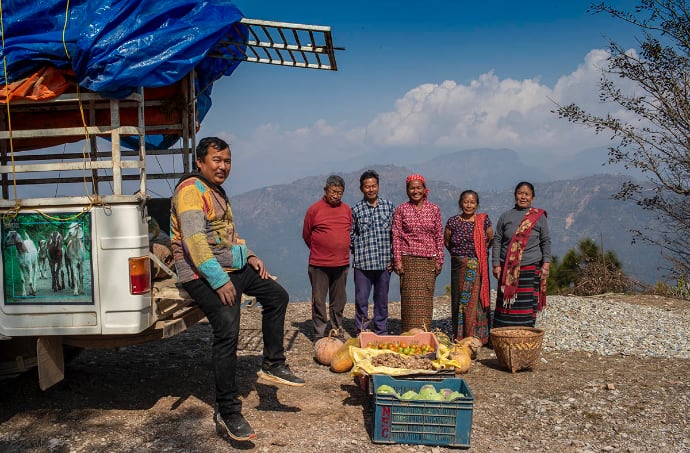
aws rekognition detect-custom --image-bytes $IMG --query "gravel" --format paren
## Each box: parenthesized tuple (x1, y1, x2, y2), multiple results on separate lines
(431, 291, 690, 359)
(1, 293, 688, 453)
(424, 292, 690, 453)
(538, 295, 689, 359)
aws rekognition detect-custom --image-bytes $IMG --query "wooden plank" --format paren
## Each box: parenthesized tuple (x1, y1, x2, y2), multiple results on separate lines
(153, 278, 194, 316)
(0, 194, 141, 207)
(0, 159, 144, 174)
(28, 278, 257, 351)
(62, 306, 205, 349)
(62, 279, 202, 349)
(2, 172, 187, 185)
(156, 307, 207, 339)
(3, 148, 187, 162)
(0, 125, 142, 139)
(5, 91, 143, 106)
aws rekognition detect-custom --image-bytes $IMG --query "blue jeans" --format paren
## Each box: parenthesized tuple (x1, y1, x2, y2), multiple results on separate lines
(182, 265, 289, 416)
(353, 268, 391, 335)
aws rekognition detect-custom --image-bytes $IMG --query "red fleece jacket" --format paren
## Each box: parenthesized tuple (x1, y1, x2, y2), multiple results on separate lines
(302, 198, 352, 267)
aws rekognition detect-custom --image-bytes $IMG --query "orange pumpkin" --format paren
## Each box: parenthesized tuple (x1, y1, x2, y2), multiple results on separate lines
(457, 337, 483, 360)
(314, 329, 344, 366)
(450, 345, 472, 374)
(330, 337, 360, 373)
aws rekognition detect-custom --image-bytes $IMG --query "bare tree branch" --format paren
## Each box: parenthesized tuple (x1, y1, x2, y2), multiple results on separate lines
(555, 1, 690, 279)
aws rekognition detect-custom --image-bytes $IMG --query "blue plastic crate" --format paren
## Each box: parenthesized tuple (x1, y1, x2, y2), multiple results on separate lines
(371, 374, 474, 448)
(358, 368, 456, 397)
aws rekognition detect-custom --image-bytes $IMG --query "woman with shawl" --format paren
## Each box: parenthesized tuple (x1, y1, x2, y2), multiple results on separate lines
(492, 181, 551, 328)
(392, 174, 444, 332)
(444, 190, 493, 344)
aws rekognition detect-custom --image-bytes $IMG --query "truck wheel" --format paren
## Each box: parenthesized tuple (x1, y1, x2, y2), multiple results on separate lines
(0, 337, 38, 379)
(63, 345, 83, 363)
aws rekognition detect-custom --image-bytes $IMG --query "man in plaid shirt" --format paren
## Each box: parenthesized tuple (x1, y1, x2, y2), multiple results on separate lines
(350, 170, 395, 335)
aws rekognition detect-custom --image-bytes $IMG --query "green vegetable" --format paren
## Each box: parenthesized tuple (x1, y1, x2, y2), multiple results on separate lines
(446, 391, 465, 401)
(376, 384, 398, 396)
(438, 388, 465, 400)
(417, 384, 443, 401)
(400, 390, 418, 400)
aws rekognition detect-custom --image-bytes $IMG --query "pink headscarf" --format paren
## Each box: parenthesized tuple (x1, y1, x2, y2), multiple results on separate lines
(406, 173, 429, 199)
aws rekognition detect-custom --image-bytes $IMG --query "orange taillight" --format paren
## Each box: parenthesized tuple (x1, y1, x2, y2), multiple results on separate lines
(129, 256, 151, 295)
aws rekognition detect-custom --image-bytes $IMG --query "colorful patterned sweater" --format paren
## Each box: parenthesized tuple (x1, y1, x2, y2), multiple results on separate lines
(170, 175, 254, 289)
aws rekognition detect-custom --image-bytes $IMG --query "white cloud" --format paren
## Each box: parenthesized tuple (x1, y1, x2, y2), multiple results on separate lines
(219, 117, 372, 193)
(363, 49, 624, 154)
(218, 48, 641, 192)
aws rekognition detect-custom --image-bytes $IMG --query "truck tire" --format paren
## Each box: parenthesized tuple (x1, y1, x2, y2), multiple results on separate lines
(0, 338, 82, 380)
(0, 337, 38, 379)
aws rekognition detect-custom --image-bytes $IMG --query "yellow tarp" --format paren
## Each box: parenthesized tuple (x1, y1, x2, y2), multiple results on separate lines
(349, 343, 462, 377)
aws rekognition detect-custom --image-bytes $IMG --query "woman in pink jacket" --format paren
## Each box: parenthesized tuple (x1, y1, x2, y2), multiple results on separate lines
(392, 174, 444, 332)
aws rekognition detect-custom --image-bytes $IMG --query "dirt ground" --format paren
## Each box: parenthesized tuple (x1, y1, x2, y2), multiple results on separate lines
(0, 294, 688, 452)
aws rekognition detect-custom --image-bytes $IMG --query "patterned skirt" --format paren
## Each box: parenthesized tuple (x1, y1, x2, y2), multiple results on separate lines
(493, 264, 541, 328)
(450, 256, 490, 343)
(400, 255, 437, 332)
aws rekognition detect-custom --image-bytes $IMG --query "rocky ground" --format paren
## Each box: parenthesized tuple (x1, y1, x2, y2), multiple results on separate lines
(0, 293, 688, 453)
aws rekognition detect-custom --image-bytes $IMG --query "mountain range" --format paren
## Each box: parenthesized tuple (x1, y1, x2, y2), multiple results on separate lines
(229, 149, 663, 301)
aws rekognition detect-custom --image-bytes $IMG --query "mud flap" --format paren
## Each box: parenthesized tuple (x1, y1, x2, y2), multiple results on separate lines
(37, 336, 65, 390)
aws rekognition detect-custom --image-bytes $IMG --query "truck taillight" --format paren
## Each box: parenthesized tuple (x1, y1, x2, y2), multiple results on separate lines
(129, 256, 151, 295)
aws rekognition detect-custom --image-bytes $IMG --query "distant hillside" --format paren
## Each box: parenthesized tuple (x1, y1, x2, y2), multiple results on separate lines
(232, 168, 662, 301)
(542, 146, 646, 181)
(415, 148, 548, 192)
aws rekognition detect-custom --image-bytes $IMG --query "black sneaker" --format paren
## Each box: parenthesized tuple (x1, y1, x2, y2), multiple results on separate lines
(216, 412, 255, 442)
(258, 364, 306, 386)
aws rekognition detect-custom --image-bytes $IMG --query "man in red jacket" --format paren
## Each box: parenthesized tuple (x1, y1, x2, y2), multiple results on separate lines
(302, 175, 352, 342)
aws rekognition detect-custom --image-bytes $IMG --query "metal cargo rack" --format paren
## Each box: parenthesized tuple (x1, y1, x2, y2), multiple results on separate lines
(0, 18, 341, 210)
(0, 74, 196, 209)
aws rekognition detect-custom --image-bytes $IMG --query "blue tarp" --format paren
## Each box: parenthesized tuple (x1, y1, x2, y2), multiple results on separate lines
(0, 0, 248, 149)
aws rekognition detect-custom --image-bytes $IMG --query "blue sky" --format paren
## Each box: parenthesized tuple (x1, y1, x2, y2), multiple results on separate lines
(197, 1, 641, 194)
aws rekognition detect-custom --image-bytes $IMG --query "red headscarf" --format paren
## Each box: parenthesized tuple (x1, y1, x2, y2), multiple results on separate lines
(406, 173, 430, 199)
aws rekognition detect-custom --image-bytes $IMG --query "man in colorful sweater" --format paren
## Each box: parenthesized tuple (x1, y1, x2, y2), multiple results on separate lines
(302, 174, 352, 342)
(171, 137, 304, 442)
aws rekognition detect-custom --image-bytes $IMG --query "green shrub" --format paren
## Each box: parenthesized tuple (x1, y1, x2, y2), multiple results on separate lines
(648, 276, 690, 301)
(548, 237, 629, 296)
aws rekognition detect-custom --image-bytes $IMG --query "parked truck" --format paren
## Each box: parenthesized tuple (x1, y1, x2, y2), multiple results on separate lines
(0, 3, 339, 389)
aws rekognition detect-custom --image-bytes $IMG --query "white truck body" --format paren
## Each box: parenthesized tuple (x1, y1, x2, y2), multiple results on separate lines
(0, 17, 339, 388)
(2, 204, 150, 336)
(0, 79, 201, 388)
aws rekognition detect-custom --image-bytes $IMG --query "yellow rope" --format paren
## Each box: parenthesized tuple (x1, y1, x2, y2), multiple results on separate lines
(2, 207, 87, 224)
(37, 208, 88, 222)
(74, 83, 100, 207)
(0, 1, 129, 218)
(0, 0, 94, 219)
(62, 0, 71, 60)
(62, 1, 100, 209)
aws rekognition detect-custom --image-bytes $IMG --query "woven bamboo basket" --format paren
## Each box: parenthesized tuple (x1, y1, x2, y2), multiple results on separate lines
(489, 327, 545, 373)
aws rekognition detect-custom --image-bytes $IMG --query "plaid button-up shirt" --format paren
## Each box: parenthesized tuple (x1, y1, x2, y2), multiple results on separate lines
(350, 197, 395, 270)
